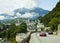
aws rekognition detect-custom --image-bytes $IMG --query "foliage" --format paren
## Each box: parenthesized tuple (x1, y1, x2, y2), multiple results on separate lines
(49, 18, 59, 31)
(19, 22, 27, 33)
(7, 22, 27, 38)
(0, 22, 27, 43)
(40, 1, 60, 26)
(39, 1, 60, 32)
(9, 37, 17, 43)
(45, 29, 50, 32)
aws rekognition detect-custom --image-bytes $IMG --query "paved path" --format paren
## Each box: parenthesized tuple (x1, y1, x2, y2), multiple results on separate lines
(30, 33, 40, 43)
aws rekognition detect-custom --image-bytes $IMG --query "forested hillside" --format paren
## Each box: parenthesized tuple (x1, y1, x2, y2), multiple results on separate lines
(40, 1, 60, 26)
(40, 1, 60, 32)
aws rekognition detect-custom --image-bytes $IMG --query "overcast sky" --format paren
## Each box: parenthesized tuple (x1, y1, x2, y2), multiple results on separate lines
(0, 0, 59, 20)
(0, 0, 59, 13)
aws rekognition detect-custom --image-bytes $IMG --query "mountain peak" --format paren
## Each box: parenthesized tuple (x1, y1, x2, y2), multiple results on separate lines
(14, 7, 49, 19)
(0, 7, 49, 20)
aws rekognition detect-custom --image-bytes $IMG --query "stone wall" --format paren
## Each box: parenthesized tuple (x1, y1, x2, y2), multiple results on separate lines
(58, 24, 60, 35)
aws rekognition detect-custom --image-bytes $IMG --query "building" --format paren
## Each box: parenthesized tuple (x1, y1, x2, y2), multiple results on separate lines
(37, 20, 45, 31)
(27, 19, 37, 31)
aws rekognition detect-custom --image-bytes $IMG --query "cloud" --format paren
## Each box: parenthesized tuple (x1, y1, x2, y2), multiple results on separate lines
(0, 10, 39, 20)
(0, 0, 59, 13)
(16, 13, 21, 17)
(20, 13, 33, 18)
(0, 0, 37, 14)
(15, 0, 37, 9)
(0, 15, 15, 20)
(16, 12, 39, 18)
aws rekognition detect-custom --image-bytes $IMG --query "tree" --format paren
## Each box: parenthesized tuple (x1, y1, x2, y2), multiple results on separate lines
(19, 22, 27, 33)
(49, 18, 59, 34)
(40, 1, 60, 26)
(0, 22, 27, 43)
(6, 23, 17, 39)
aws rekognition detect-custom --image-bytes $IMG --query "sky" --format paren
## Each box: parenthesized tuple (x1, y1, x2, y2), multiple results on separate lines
(37, 0, 59, 10)
(0, 0, 59, 20)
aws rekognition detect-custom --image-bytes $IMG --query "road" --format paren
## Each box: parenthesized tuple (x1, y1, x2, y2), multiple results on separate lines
(30, 32, 60, 43)
(30, 33, 40, 43)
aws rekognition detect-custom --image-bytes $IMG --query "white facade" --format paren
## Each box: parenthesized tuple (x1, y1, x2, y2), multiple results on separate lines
(16, 33, 27, 42)
(37, 20, 45, 31)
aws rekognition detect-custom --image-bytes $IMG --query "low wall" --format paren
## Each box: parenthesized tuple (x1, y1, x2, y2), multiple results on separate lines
(16, 32, 31, 43)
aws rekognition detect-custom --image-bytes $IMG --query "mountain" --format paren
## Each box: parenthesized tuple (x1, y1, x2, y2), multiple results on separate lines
(30, 7, 49, 16)
(14, 7, 49, 16)
(0, 7, 49, 21)
(40, 1, 60, 26)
